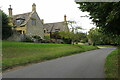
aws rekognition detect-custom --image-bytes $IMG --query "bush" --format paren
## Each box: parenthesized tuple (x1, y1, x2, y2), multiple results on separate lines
(1, 10, 13, 40)
(2, 26, 13, 40)
(44, 35, 50, 40)
(24, 35, 42, 43)
(41, 39, 51, 43)
(24, 36, 34, 42)
(62, 38, 72, 44)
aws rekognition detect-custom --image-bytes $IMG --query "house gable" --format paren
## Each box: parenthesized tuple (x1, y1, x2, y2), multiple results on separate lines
(25, 11, 44, 39)
(10, 3, 44, 39)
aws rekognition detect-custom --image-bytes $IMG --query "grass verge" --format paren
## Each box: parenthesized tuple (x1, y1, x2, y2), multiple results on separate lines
(105, 48, 118, 79)
(97, 45, 116, 48)
(2, 41, 97, 71)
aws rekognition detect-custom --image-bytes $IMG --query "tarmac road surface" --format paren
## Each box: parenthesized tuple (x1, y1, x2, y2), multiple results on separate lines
(3, 47, 115, 78)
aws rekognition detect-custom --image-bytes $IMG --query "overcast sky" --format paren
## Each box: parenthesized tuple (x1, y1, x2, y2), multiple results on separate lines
(0, 0, 96, 32)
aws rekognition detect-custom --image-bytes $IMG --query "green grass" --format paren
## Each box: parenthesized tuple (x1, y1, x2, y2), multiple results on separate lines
(2, 41, 97, 71)
(105, 49, 118, 78)
(97, 45, 116, 48)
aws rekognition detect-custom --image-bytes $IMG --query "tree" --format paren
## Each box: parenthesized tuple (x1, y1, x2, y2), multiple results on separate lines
(59, 31, 88, 44)
(59, 31, 73, 44)
(88, 28, 100, 46)
(76, 2, 120, 35)
(67, 20, 82, 33)
(88, 27, 120, 46)
(77, 32, 88, 43)
(0, 10, 13, 40)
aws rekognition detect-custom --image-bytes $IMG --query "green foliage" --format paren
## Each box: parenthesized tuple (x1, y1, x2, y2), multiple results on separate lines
(76, 2, 120, 35)
(59, 32, 72, 39)
(105, 49, 118, 78)
(2, 41, 97, 70)
(44, 35, 50, 40)
(50, 32, 61, 39)
(24, 36, 34, 42)
(59, 32, 74, 44)
(0, 10, 13, 39)
(109, 35, 120, 45)
(75, 32, 88, 43)
(88, 28, 120, 45)
(88, 28, 101, 45)
(33, 35, 42, 42)
(59, 32, 88, 44)
(24, 35, 42, 42)
(62, 38, 72, 44)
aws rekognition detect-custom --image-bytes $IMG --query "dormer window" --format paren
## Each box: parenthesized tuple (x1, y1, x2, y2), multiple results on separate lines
(15, 18, 25, 25)
(16, 20, 21, 25)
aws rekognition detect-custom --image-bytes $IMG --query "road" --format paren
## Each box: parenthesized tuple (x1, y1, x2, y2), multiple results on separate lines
(3, 47, 115, 78)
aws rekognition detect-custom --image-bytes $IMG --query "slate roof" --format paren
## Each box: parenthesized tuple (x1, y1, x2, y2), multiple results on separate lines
(12, 11, 34, 27)
(43, 21, 68, 33)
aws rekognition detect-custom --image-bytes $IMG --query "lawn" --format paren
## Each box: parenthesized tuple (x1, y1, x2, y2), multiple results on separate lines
(105, 48, 119, 78)
(2, 41, 97, 71)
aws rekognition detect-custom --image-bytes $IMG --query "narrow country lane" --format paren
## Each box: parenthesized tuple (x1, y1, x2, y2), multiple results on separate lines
(3, 47, 115, 78)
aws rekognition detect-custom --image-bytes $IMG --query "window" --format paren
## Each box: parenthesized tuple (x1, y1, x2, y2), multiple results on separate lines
(17, 30, 22, 34)
(16, 20, 21, 25)
(23, 31, 25, 34)
(44, 30, 46, 33)
(16, 18, 25, 25)
(31, 19, 36, 26)
(55, 29, 60, 32)
(47, 30, 49, 33)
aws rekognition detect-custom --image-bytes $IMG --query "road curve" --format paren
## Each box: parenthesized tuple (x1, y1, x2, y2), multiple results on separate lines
(3, 47, 115, 78)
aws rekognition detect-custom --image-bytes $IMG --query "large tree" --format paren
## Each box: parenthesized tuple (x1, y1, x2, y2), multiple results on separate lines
(0, 10, 13, 40)
(76, 2, 120, 35)
(88, 27, 120, 45)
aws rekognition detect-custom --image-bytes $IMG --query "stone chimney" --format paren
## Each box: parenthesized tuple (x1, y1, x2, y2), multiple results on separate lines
(64, 14, 67, 22)
(32, 3, 36, 11)
(8, 5, 12, 17)
(8, 5, 13, 26)
(41, 19, 44, 24)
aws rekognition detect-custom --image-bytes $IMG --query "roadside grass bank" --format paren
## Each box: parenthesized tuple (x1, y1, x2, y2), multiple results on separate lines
(97, 45, 117, 48)
(105, 48, 119, 78)
(2, 41, 98, 71)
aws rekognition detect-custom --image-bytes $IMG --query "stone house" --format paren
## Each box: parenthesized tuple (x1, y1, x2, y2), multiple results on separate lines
(43, 15, 69, 38)
(8, 3, 44, 41)
(8, 3, 69, 41)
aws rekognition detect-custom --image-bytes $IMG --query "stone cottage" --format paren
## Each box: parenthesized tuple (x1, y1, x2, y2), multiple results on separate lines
(8, 3, 44, 41)
(43, 15, 69, 38)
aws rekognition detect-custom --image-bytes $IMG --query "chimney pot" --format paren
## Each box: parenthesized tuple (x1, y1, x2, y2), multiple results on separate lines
(32, 3, 36, 11)
(64, 14, 67, 22)
(8, 5, 12, 17)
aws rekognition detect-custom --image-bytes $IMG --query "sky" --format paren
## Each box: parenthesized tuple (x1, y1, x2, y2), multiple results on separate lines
(0, 0, 96, 32)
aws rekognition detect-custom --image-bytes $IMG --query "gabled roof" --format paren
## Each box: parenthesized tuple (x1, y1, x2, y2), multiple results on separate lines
(43, 21, 68, 33)
(12, 11, 34, 26)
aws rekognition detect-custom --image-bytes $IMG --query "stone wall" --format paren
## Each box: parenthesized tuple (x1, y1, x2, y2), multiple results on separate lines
(7, 30, 26, 41)
(26, 12, 44, 39)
